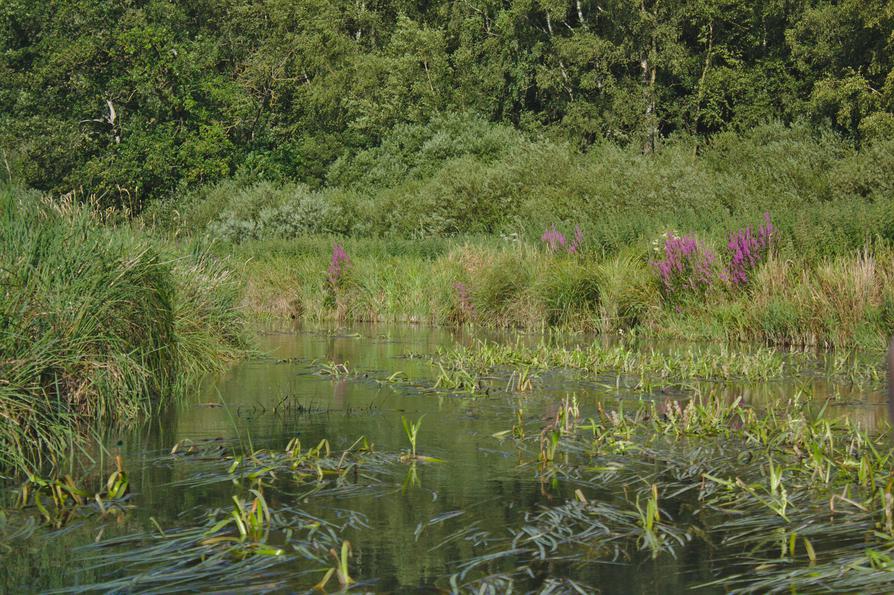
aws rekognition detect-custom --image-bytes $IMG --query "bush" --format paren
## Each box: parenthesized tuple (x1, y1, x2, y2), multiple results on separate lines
(155, 121, 894, 267)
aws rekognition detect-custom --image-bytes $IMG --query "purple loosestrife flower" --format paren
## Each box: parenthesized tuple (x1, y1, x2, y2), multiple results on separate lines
(568, 225, 584, 254)
(651, 233, 717, 297)
(541, 225, 566, 252)
(724, 213, 775, 287)
(327, 243, 351, 287)
(542, 225, 585, 254)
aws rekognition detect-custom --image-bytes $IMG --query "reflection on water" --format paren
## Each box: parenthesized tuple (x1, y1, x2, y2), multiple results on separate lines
(0, 323, 888, 593)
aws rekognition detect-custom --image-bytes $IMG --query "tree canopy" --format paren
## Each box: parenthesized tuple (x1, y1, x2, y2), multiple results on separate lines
(1, 0, 892, 206)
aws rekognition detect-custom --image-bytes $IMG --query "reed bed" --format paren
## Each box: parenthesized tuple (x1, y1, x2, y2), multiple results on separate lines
(0, 186, 246, 476)
(433, 338, 884, 388)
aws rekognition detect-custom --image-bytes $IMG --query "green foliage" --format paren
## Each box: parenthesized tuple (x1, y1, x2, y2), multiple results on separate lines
(471, 252, 535, 324)
(0, 186, 245, 476)
(157, 121, 894, 269)
(535, 259, 601, 327)
(1, 0, 891, 205)
(326, 113, 519, 191)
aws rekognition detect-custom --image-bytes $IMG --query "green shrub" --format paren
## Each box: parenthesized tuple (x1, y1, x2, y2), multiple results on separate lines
(154, 121, 894, 267)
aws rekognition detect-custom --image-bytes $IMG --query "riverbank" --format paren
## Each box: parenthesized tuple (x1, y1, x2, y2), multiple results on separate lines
(227, 236, 894, 351)
(135, 122, 894, 350)
(0, 186, 247, 475)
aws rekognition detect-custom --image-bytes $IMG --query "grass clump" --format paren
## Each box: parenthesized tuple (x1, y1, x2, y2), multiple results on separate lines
(0, 186, 245, 476)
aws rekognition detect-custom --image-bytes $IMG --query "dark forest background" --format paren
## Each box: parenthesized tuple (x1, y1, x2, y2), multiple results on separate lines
(2, 0, 892, 209)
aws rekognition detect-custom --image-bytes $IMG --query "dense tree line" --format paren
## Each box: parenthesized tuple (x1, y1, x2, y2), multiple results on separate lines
(1, 0, 892, 206)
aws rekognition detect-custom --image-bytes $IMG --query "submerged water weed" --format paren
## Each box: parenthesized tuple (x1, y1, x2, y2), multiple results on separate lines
(164, 435, 391, 501)
(60, 500, 361, 593)
(17, 455, 130, 528)
(476, 393, 894, 592)
(434, 338, 884, 388)
(453, 488, 687, 588)
(6, 436, 379, 592)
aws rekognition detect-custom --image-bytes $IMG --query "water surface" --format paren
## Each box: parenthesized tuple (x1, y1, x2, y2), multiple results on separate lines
(1, 324, 887, 593)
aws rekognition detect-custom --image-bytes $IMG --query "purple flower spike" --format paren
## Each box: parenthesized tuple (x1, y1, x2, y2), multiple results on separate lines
(541, 225, 567, 252)
(542, 224, 584, 254)
(650, 232, 717, 296)
(568, 225, 584, 254)
(328, 243, 350, 286)
(724, 214, 776, 286)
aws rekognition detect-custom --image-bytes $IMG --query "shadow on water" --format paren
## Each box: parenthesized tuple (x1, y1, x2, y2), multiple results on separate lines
(0, 323, 890, 593)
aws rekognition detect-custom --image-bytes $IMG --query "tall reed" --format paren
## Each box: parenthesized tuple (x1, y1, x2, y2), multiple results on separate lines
(0, 186, 245, 475)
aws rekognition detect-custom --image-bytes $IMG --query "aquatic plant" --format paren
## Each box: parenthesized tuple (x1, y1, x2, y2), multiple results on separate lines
(634, 484, 663, 558)
(315, 540, 355, 590)
(17, 455, 130, 528)
(433, 363, 481, 394)
(434, 339, 816, 386)
(475, 391, 894, 592)
(506, 366, 535, 392)
(207, 485, 282, 553)
(59, 495, 362, 592)
(402, 415, 424, 460)
(317, 360, 351, 378)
